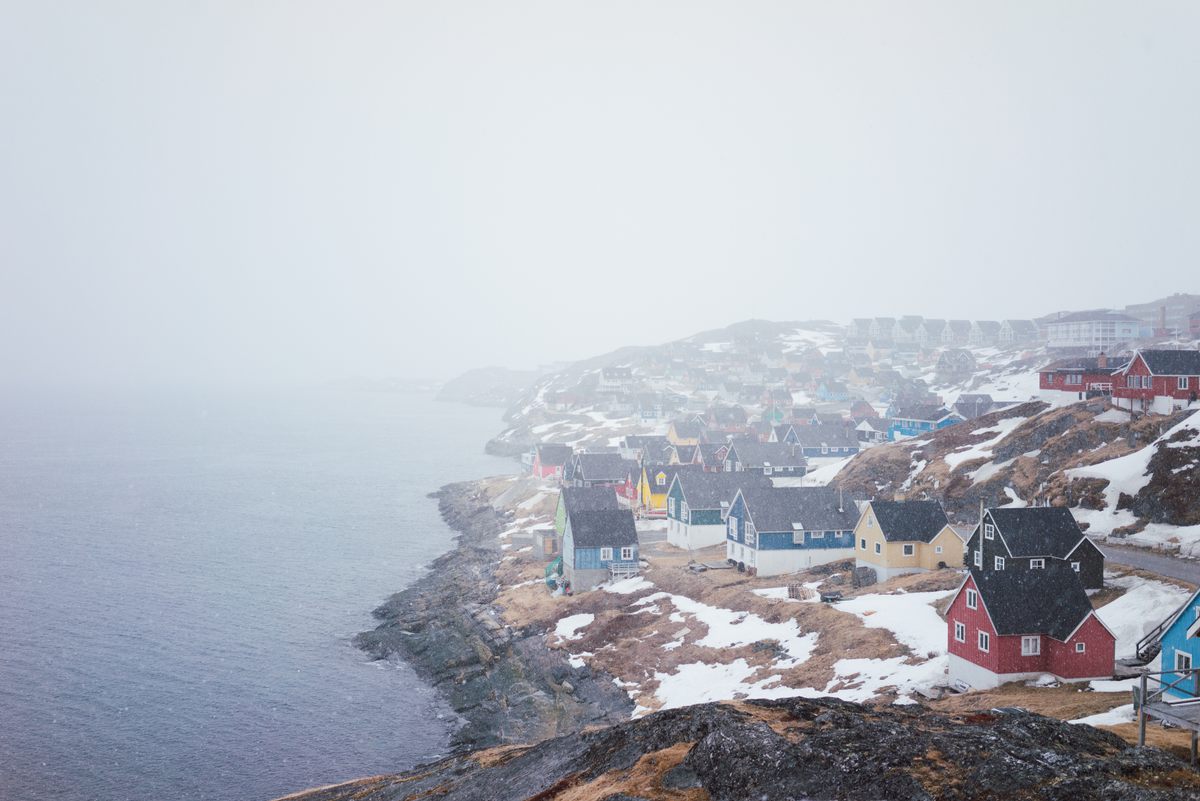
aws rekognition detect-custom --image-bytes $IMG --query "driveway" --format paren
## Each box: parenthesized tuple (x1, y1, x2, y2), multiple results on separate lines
(1102, 543, 1200, 587)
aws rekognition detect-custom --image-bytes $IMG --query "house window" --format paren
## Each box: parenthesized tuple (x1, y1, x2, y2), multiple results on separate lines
(668, 498, 676, 516)
(954, 622, 966, 642)
(978, 631, 990, 653)
(984, 524, 995, 540)
(1030, 558, 1045, 569)
(1021, 636, 1041, 656)
(763, 466, 773, 475)
(867, 515, 874, 527)
(728, 518, 737, 539)
(1076, 642, 1086, 654)
(935, 545, 943, 554)
(620, 546, 634, 561)
(600, 547, 613, 561)
(1177, 651, 1193, 674)
(1070, 561, 1080, 572)
(966, 589, 978, 610)
(860, 538, 867, 550)
(681, 502, 689, 522)
(994, 556, 1005, 570)
(874, 542, 881, 554)
(1180, 377, 1190, 391)
(811, 530, 825, 539)
(656, 474, 666, 486)
(903, 544, 915, 556)
(973, 550, 982, 568)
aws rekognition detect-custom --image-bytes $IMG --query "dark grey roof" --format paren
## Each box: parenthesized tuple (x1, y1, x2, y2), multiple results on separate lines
(772, 424, 795, 441)
(671, 420, 705, 439)
(973, 320, 1001, 333)
(561, 486, 619, 514)
(890, 404, 954, 422)
(669, 445, 697, 463)
(737, 487, 860, 532)
(946, 320, 972, 333)
(567, 509, 638, 548)
(1040, 356, 1127, 375)
(1003, 319, 1040, 334)
(793, 424, 858, 449)
(728, 439, 808, 469)
(672, 471, 771, 510)
(869, 501, 949, 543)
(988, 507, 1085, 558)
(535, 443, 573, 465)
(575, 453, 635, 482)
(1134, 349, 1200, 376)
(621, 435, 670, 452)
(644, 463, 699, 487)
(969, 563, 1095, 640)
(697, 443, 728, 465)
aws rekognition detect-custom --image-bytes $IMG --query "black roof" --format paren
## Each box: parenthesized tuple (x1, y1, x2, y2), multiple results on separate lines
(575, 453, 635, 482)
(890, 404, 954, 423)
(561, 486, 619, 514)
(621, 435, 670, 452)
(987, 507, 1084, 558)
(728, 439, 808, 469)
(736, 486, 860, 533)
(1040, 356, 1126, 375)
(672, 471, 771, 510)
(671, 445, 698, 463)
(793, 424, 858, 450)
(969, 563, 1095, 640)
(644, 463, 698, 487)
(567, 509, 638, 548)
(1134, 349, 1200, 376)
(535, 443, 573, 465)
(869, 501, 949, 543)
(671, 420, 705, 439)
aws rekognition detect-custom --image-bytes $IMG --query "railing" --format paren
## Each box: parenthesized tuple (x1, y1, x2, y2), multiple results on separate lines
(609, 561, 639, 580)
(1136, 597, 1191, 662)
(1134, 667, 1200, 755)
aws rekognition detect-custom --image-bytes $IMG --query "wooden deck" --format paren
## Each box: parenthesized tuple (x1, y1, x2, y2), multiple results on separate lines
(1135, 669, 1200, 767)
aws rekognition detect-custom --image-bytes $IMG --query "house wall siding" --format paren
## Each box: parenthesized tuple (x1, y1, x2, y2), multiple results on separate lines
(1159, 595, 1200, 700)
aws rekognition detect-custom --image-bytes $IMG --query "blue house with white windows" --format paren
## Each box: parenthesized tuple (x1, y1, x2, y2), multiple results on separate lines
(1151, 590, 1200, 700)
(886, 404, 963, 440)
(792, 425, 860, 458)
(725, 486, 860, 576)
(562, 508, 639, 592)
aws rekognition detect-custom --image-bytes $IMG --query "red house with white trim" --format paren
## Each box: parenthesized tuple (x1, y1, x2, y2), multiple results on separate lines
(531, 443, 573, 480)
(946, 564, 1115, 690)
(1112, 349, 1200, 414)
(1037, 354, 1127, 403)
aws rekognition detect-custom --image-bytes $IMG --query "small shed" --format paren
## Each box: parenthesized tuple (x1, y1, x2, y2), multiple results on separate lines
(533, 528, 561, 560)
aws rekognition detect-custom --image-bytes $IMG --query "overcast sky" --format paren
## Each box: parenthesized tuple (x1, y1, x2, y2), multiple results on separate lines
(2, 2, 1197, 387)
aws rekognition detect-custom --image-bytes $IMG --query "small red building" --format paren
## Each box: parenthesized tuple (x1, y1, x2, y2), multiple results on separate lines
(1112, 349, 1200, 414)
(1037, 354, 1126, 402)
(531, 443, 573, 480)
(946, 564, 1115, 690)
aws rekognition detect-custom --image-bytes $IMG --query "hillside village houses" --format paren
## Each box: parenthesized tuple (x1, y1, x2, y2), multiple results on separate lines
(1111, 349, 1200, 414)
(964, 507, 1105, 590)
(725, 486, 861, 575)
(854, 500, 966, 581)
(561, 507, 639, 592)
(665, 470, 771, 551)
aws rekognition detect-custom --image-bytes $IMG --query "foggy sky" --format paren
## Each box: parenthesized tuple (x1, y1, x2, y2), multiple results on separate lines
(2, 2, 1198, 388)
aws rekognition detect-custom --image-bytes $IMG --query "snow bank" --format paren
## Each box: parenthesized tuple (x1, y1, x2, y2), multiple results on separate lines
(650, 660, 800, 711)
(822, 655, 948, 703)
(604, 576, 654, 595)
(1071, 704, 1135, 727)
(554, 613, 595, 641)
(943, 416, 1028, 471)
(1095, 575, 1193, 658)
(835, 590, 954, 656)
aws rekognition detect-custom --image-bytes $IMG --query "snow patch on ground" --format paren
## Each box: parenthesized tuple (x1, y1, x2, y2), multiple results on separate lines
(943, 416, 1028, 471)
(554, 613, 595, 641)
(604, 576, 654, 595)
(1095, 574, 1193, 658)
(1071, 704, 1135, 727)
(821, 656, 948, 703)
(650, 660, 799, 711)
(834, 590, 954, 656)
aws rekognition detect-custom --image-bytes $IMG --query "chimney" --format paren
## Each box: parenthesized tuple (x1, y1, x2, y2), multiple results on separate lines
(1097, 351, 1108, 369)
(838, 488, 844, 513)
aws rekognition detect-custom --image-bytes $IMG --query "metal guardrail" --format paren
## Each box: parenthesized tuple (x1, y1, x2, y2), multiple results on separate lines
(1135, 597, 1191, 662)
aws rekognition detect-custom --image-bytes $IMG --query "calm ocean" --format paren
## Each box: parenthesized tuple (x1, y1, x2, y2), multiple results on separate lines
(0, 387, 514, 801)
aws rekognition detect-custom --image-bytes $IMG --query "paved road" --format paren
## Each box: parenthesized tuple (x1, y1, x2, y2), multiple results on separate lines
(1103, 543, 1200, 587)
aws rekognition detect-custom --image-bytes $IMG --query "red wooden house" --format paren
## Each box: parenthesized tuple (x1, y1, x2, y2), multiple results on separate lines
(1037, 354, 1126, 403)
(532, 443, 573, 480)
(1112, 349, 1200, 414)
(946, 563, 1115, 690)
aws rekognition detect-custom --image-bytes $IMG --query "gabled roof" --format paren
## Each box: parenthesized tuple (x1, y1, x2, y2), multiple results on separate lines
(567, 509, 637, 548)
(671, 470, 771, 510)
(535, 443, 573, 465)
(644, 463, 698, 488)
(621, 435, 670, 453)
(561, 486, 620, 514)
(1130, 349, 1200, 376)
(1039, 356, 1126, 375)
(968, 564, 1096, 641)
(772, 424, 796, 441)
(575, 453, 636, 482)
(670, 420, 705, 439)
(1002, 319, 1040, 334)
(735, 486, 860, 533)
(890, 404, 955, 423)
(868, 500, 950, 543)
(697, 442, 728, 465)
(670, 445, 698, 464)
(793, 424, 858, 450)
(1048, 310, 1139, 325)
(987, 507, 1086, 559)
(728, 438, 808, 469)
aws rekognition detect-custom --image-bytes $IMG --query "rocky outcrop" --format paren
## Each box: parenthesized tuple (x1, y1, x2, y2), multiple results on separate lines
(279, 697, 1200, 801)
(354, 482, 633, 750)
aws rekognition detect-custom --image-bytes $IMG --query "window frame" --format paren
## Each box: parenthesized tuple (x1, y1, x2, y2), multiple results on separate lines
(973, 549, 982, 568)
(1076, 642, 1086, 654)
(1179, 376, 1190, 391)
(954, 621, 966, 642)
(860, 537, 867, 550)
(966, 589, 978, 610)
(1030, 558, 1045, 569)
(1178, 651, 1194, 674)
(1021, 635, 1041, 656)
(977, 631, 990, 653)
(902, 543, 915, 556)
(984, 523, 995, 540)
(995, 555, 1005, 570)
(874, 542, 881, 554)
(600, 546, 613, 561)
(1070, 561, 1080, 572)
(620, 546, 634, 561)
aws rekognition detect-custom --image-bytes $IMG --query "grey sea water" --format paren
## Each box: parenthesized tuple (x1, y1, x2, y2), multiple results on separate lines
(0, 387, 513, 801)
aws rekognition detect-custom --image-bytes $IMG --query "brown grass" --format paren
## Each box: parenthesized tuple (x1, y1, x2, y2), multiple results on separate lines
(928, 682, 1132, 722)
(548, 743, 708, 801)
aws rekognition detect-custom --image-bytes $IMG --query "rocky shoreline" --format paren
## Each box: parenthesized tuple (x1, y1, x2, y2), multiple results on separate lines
(353, 479, 633, 751)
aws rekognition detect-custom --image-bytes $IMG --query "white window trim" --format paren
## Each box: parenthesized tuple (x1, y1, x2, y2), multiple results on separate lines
(954, 621, 966, 642)
(995, 556, 1005, 570)
(1076, 642, 1086, 654)
(1030, 558, 1045, 569)
(811, 530, 825, 539)
(1021, 635, 1041, 656)
(620, 546, 634, 561)
(874, 542, 881, 554)
(1177, 651, 1193, 673)
(935, 545, 943, 554)
(966, 589, 978, 610)
(984, 524, 995, 540)
(973, 550, 982, 568)
(1070, 561, 1080, 572)
(668, 498, 676, 516)
(860, 538, 867, 550)
(600, 547, 613, 561)
(978, 631, 990, 653)
(902, 544, 915, 556)
(1179, 376, 1190, 390)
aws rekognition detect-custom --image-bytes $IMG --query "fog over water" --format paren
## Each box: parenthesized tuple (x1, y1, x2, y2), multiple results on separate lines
(2, 2, 1198, 390)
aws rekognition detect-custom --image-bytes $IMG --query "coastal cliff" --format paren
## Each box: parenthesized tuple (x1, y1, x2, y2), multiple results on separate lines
(354, 480, 632, 749)
(279, 696, 1200, 801)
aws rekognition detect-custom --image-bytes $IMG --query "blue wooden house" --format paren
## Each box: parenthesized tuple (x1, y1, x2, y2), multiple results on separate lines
(886, 404, 963, 440)
(1151, 590, 1200, 699)
(816, 381, 850, 402)
(665, 471, 770, 551)
(792, 425, 860, 458)
(725, 486, 860, 576)
(562, 508, 639, 592)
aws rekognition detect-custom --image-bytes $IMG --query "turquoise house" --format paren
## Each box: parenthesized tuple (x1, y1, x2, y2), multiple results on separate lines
(1155, 589, 1200, 699)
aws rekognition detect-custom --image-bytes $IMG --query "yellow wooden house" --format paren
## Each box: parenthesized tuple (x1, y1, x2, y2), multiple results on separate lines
(667, 419, 703, 447)
(853, 500, 964, 581)
(637, 464, 694, 516)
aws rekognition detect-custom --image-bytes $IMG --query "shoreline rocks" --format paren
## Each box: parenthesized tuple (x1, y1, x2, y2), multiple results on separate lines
(353, 480, 633, 751)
